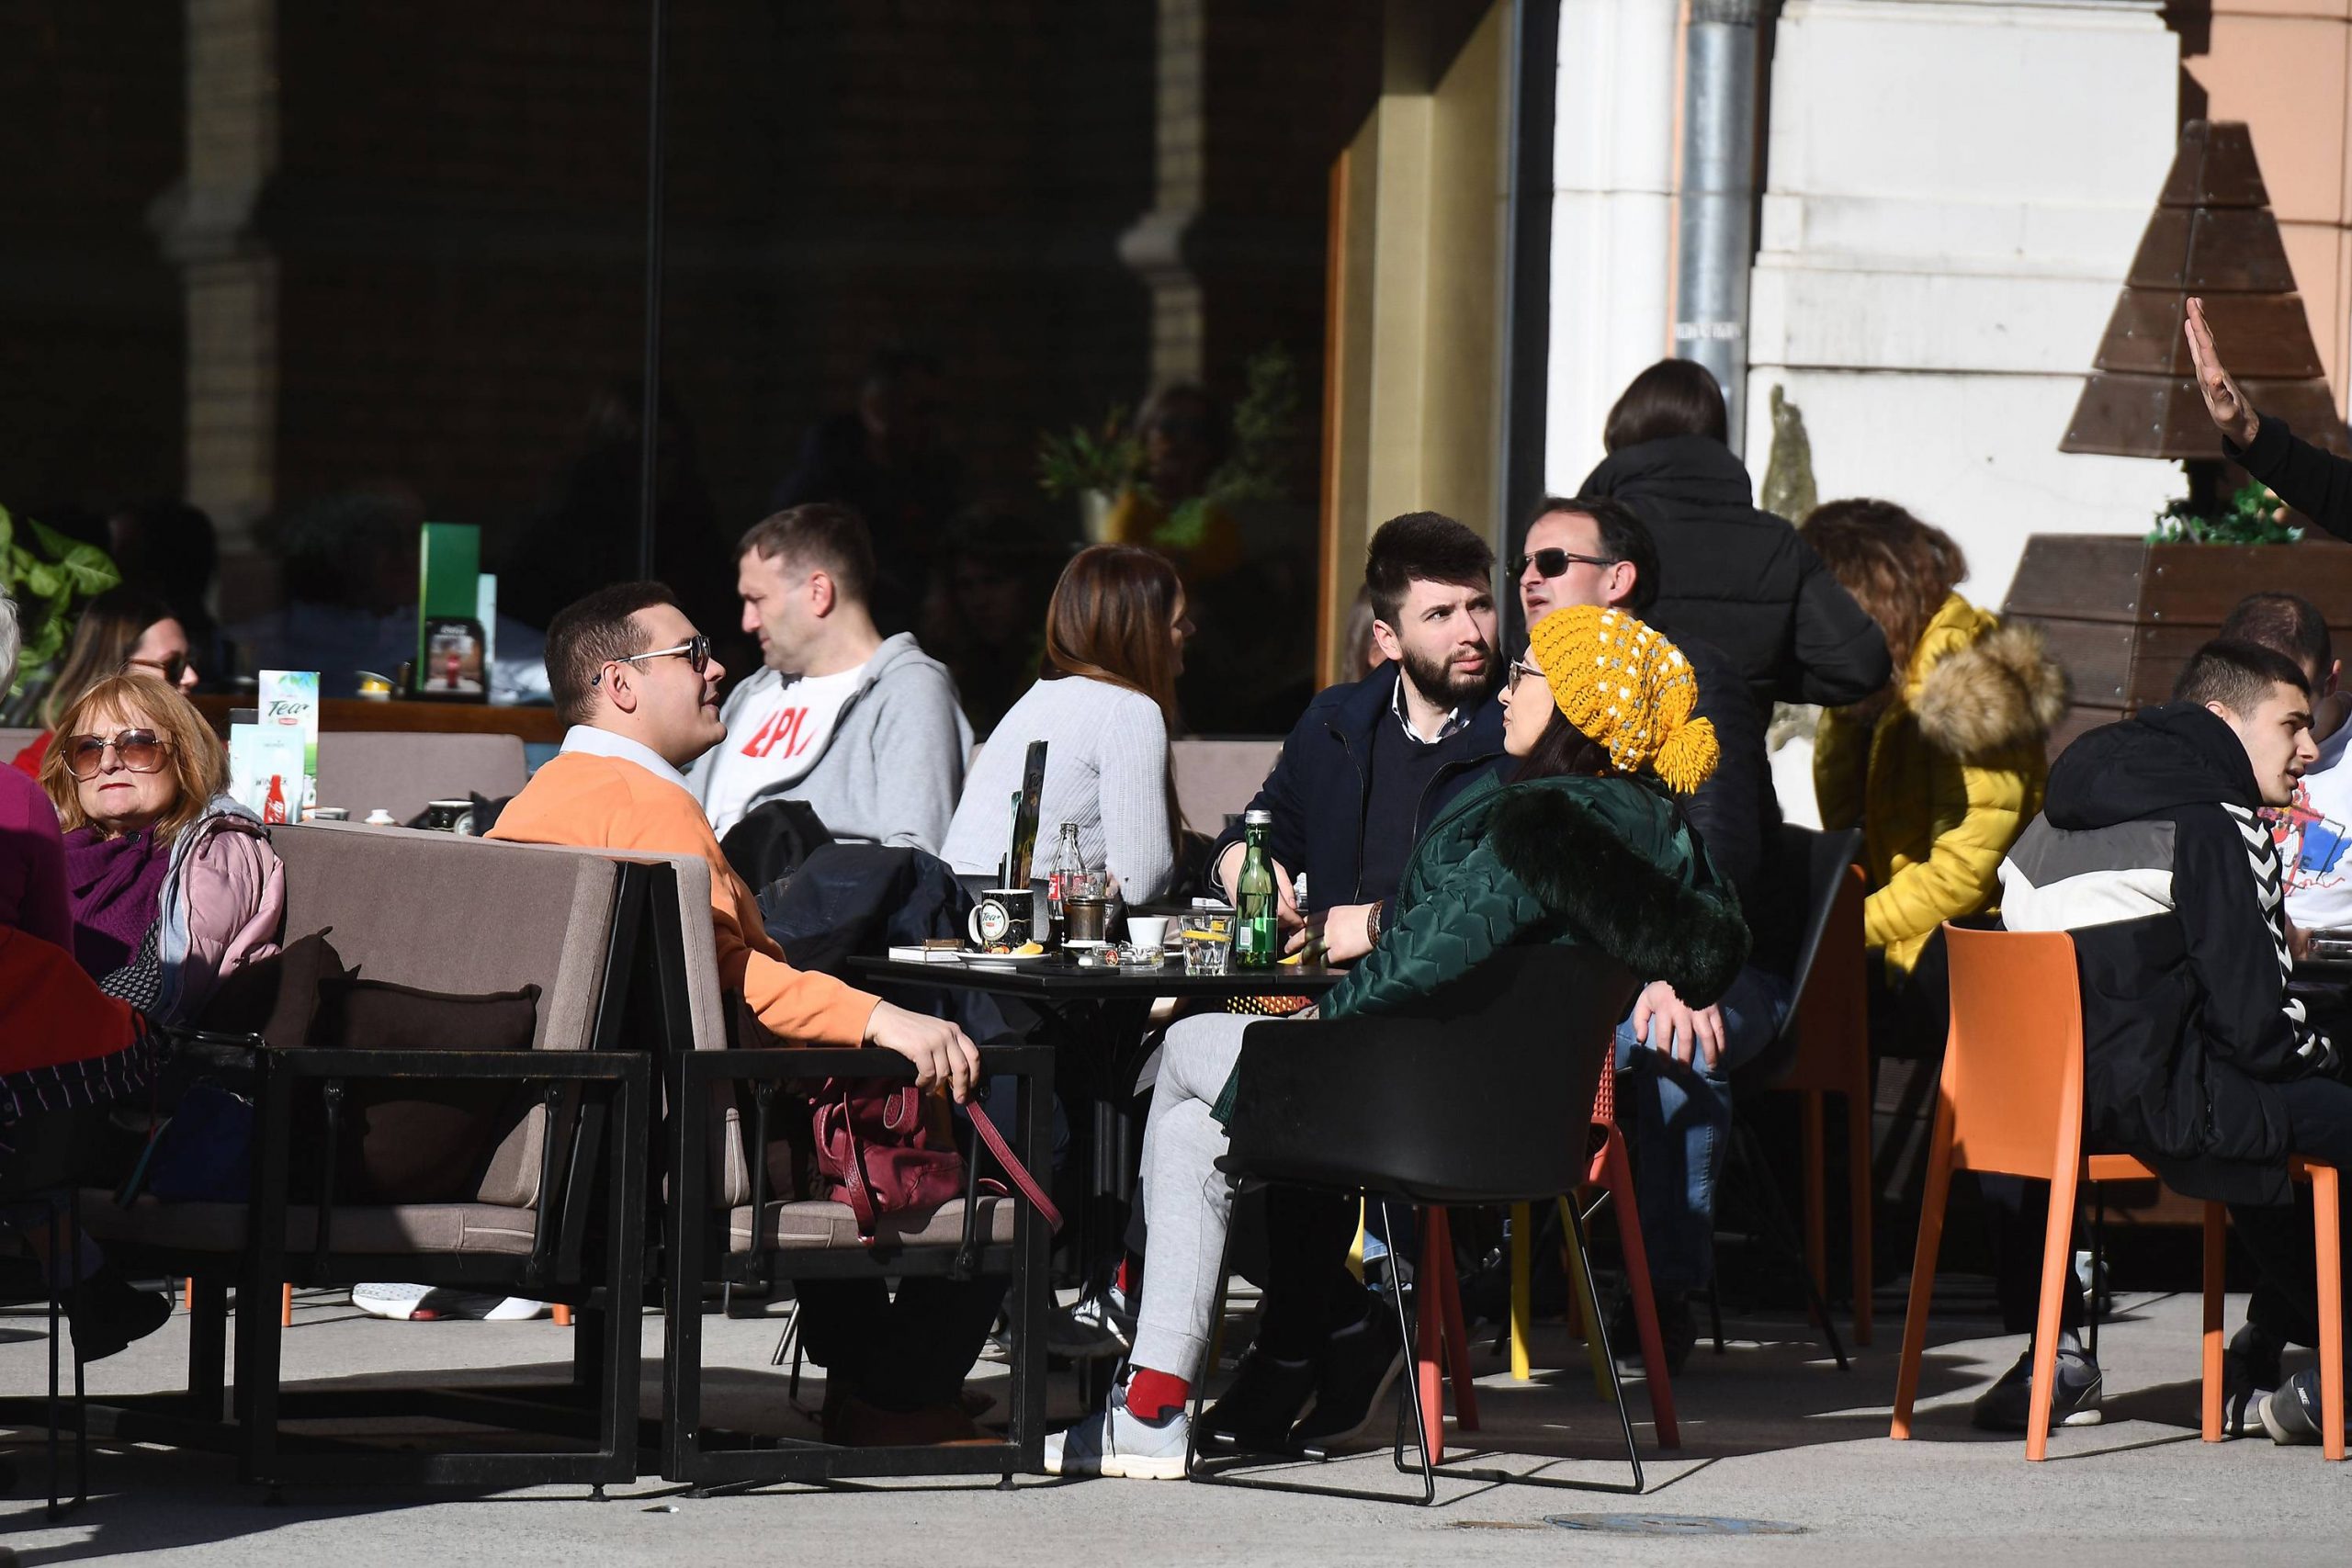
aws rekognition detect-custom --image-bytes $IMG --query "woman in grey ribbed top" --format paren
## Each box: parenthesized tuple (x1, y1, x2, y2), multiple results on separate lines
(944, 676, 1175, 900)
(941, 546, 1189, 903)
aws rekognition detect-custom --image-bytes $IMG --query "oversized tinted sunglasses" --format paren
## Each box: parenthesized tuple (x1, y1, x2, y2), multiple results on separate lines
(65, 728, 171, 781)
(592, 634, 711, 686)
(124, 651, 188, 686)
(1512, 547, 1618, 580)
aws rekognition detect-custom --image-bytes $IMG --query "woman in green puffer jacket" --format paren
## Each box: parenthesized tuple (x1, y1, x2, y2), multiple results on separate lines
(1048, 604, 1751, 1481)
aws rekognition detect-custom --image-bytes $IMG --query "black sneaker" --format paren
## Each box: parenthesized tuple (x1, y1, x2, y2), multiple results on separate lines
(1970, 1346, 2103, 1432)
(1292, 1307, 1407, 1452)
(1199, 1347, 1317, 1454)
(2222, 1322, 2284, 1438)
(67, 1266, 173, 1362)
(2259, 1365, 2325, 1446)
(1608, 1288, 1696, 1378)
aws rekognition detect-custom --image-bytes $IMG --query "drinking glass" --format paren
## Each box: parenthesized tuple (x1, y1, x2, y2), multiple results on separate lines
(1182, 908, 1236, 976)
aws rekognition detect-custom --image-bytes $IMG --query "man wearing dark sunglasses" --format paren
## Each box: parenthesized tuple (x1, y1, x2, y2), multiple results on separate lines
(1520, 494, 1786, 1371)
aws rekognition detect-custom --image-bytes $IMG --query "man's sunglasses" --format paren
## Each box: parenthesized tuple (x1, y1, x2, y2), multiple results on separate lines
(592, 634, 711, 686)
(65, 728, 171, 781)
(1513, 547, 1619, 580)
(125, 651, 188, 686)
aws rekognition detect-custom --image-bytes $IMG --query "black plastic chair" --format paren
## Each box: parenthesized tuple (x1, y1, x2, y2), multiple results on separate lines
(1187, 943, 1644, 1503)
(1710, 824, 1866, 1365)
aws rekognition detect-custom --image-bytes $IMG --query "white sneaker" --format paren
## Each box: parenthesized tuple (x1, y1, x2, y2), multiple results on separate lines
(1047, 1290, 1133, 1362)
(350, 1283, 549, 1322)
(1044, 1382, 1191, 1481)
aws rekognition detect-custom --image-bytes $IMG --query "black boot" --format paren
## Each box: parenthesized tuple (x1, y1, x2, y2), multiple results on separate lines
(67, 1265, 172, 1362)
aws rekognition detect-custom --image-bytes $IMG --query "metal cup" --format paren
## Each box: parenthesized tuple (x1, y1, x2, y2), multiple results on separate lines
(1065, 895, 1110, 944)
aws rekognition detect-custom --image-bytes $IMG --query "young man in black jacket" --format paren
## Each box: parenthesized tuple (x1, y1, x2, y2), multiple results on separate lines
(1192, 511, 1509, 1452)
(2188, 295, 2352, 539)
(1999, 640, 2349, 1443)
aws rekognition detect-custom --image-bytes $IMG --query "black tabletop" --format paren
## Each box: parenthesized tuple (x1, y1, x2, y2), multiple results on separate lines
(847, 953, 1349, 1000)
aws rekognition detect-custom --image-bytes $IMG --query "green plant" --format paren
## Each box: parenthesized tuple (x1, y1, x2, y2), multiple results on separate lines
(2, 502, 119, 698)
(1036, 407, 1145, 500)
(2148, 482, 2302, 546)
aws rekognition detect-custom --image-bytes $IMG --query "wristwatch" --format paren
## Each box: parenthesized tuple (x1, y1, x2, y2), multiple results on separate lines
(1363, 902, 1383, 949)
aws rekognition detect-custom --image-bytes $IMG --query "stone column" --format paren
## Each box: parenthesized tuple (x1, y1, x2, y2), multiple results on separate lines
(1544, 0, 1680, 493)
(1119, 0, 1208, 388)
(154, 0, 279, 553)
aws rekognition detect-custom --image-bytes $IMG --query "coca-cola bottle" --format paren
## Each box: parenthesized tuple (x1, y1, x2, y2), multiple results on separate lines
(1047, 822, 1080, 949)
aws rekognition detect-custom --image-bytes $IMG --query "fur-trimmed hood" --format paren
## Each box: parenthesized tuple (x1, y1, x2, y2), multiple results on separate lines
(1910, 598, 2067, 761)
(1483, 779, 1750, 1006)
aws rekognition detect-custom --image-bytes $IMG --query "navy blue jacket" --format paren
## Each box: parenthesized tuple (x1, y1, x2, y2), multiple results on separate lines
(1207, 663, 1508, 922)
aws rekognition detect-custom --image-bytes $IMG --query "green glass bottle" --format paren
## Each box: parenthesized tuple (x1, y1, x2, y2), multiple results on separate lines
(1236, 808, 1278, 968)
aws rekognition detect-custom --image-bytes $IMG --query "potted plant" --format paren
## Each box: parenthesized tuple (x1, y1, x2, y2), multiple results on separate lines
(2, 502, 120, 724)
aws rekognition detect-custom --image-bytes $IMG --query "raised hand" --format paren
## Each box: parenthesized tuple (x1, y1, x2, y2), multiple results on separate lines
(2185, 296, 2260, 448)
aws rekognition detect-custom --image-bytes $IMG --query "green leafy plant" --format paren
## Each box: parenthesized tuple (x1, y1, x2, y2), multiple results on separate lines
(2149, 482, 2302, 546)
(1036, 407, 1145, 500)
(2, 502, 120, 698)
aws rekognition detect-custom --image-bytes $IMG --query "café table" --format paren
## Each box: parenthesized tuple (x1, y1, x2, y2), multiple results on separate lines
(847, 950, 1348, 1401)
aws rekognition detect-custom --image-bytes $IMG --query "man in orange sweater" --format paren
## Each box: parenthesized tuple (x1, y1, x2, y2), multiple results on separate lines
(491, 581, 995, 1442)
(489, 581, 978, 1089)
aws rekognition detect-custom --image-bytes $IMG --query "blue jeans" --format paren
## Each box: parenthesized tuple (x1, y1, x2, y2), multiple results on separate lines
(1611, 964, 1791, 1294)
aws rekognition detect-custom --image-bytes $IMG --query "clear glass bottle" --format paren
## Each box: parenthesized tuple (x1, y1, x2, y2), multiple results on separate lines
(1236, 808, 1278, 968)
(1047, 821, 1080, 949)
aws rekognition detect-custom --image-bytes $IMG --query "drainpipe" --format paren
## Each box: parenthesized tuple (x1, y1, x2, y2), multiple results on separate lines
(1675, 0, 1762, 456)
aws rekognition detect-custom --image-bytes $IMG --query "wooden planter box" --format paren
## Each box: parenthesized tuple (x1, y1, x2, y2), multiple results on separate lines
(2002, 534, 2352, 758)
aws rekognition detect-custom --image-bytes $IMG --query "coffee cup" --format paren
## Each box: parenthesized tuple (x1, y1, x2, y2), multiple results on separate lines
(967, 888, 1034, 949)
(1125, 915, 1171, 949)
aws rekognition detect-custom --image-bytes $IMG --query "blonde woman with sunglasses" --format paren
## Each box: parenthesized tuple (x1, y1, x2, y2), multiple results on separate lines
(38, 671, 282, 1022)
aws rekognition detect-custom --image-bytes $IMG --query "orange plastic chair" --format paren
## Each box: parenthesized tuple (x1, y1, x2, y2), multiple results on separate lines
(1890, 925, 2344, 1461)
(1766, 861, 1873, 1346)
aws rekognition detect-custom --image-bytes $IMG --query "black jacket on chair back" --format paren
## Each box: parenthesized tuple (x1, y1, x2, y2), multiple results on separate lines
(1577, 434, 1890, 713)
(1997, 703, 2339, 1204)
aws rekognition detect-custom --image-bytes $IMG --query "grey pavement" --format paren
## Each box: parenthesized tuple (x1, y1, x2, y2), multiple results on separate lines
(1, 1286, 2343, 1566)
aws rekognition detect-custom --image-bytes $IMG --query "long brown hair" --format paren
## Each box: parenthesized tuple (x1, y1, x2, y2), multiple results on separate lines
(1799, 499, 1966, 687)
(1040, 544, 1186, 854)
(40, 586, 180, 728)
(40, 672, 225, 843)
(1042, 545, 1184, 727)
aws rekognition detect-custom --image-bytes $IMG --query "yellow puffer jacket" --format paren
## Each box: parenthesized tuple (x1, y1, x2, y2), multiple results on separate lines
(1814, 593, 2066, 976)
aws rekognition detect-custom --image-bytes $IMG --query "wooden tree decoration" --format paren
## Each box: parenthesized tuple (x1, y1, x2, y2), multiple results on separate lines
(2063, 119, 2349, 512)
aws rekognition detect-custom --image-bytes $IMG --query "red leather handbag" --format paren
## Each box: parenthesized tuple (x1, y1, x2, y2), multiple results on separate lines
(810, 1079, 1060, 1245)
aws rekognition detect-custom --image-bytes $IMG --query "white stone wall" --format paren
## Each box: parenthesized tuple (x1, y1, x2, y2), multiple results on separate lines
(1744, 0, 2185, 604)
(1544, 0, 1681, 499)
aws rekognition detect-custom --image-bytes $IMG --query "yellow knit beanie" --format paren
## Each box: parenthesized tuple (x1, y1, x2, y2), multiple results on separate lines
(1527, 604, 1719, 794)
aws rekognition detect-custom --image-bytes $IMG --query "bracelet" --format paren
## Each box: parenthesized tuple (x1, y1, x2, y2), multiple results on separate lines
(1364, 903, 1382, 948)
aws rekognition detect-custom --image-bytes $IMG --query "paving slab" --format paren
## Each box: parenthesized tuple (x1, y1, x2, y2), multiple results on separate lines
(2, 1289, 2342, 1566)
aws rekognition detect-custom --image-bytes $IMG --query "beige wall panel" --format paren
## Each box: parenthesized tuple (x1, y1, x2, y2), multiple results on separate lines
(1418, 3, 1508, 541)
(2193, 17, 2348, 223)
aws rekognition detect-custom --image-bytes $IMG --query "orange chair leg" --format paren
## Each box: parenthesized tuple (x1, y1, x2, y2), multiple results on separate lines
(2312, 1165, 2344, 1461)
(1430, 1217, 1479, 1434)
(2201, 1201, 2226, 1443)
(1415, 1210, 1447, 1469)
(1891, 1102, 1956, 1439)
(281, 1282, 293, 1328)
(2025, 1161, 2084, 1462)
(1597, 1129, 1679, 1449)
(552, 1304, 572, 1327)
(1801, 1089, 1828, 1304)
(1847, 1078, 1874, 1346)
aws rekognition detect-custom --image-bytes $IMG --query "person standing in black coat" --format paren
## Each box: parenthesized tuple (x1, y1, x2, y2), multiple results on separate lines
(2188, 295, 2352, 537)
(1577, 359, 1891, 715)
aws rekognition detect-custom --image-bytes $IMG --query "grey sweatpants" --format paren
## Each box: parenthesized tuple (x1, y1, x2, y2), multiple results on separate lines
(1127, 1010, 1254, 1381)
